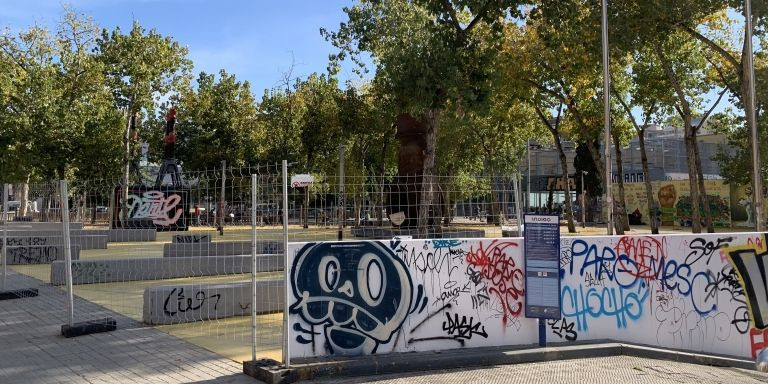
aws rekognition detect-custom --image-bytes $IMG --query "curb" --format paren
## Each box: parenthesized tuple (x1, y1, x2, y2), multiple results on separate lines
(243, 341, 756, 384)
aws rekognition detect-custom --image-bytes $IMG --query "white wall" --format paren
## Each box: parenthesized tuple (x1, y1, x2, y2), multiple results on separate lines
(287, 233, 767, 359)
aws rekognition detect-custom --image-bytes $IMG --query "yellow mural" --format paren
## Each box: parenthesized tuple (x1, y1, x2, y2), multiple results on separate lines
(614, 180, 731, 227)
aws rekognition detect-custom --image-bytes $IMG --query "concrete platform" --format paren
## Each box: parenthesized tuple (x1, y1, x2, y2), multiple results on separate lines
(2, 233, 107, 250)
(2, 222, 83, 230)
(83, 228, 158, 242)
(163, 240, 283, 257)
(172, 234, 212, 243)
(244, 341, 757, 384)
(142, 279, 284, 325)
(350, 226, 485, 239)
(50, 254, 283, 284)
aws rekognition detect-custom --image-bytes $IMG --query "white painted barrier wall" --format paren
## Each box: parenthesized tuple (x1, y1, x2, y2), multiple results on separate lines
(287, 233, 768, 360)
(288, 239, 538, 358)
(556, 233, 762, 359)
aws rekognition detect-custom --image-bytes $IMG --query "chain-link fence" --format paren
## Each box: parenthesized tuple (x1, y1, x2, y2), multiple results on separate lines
(1, 162, 524, 367)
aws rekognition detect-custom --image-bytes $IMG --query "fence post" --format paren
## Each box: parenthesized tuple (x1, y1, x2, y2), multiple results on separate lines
(281, 160, 290, 367)
(338, 145, 345, 240)
(515, 174, 523, 237)
(60, 180, 74, 326)
(2, 184, 8, 291)
(250, 173, 258, 362)
(218, 160, 226, 235)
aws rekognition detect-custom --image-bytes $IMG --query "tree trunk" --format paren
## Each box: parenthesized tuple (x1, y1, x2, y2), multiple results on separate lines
(18, 178, 29, 218)
(553, 137, 576, 233)
(612, 131, 628, 234)
(692, 133, 714, 232)
(418, 109, 439, 233)
(638, 132, 658, 234)
(684, 123, 702, 233)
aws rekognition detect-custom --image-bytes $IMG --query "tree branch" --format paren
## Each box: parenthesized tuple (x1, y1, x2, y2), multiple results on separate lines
(694, 87, 728, 133)
(439, 0, 463, 33)
(610, 83, 642, 132)
(704, 55, 738, 96)
(675, 23, 740, 71)
(464, 2, 493, 33)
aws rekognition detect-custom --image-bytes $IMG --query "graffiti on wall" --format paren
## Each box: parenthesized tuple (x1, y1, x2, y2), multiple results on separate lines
(2, 237, 68, 264)
(288, 233, 766, 359)
(288, 239, 537, 358)
(557, 233, 765, 358)
(111, 187, 189, 231)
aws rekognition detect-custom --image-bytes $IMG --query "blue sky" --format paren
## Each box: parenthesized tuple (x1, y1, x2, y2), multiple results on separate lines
(0, 0, 367, 94)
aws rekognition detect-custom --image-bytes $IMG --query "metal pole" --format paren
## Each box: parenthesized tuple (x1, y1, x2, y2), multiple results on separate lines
(60, 180, 74, 326)
(601, 0, 613, 235)
(281, 160, 290, 367)
(746, 0, 763, 231)
(1, 184, 8, 291)
(338, 145, 345, 241)
(527, 140, 531, 213)
(250, 173, 258, 362)
(515, 173, 523, 237)
(581, 172, 586, 229)
(219, 160, 226, 235)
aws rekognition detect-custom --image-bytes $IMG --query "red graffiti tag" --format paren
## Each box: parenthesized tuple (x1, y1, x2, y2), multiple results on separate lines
(466, 241, 524, 326)
(614, 236, 668, 280)
(750, 328, 768, 358)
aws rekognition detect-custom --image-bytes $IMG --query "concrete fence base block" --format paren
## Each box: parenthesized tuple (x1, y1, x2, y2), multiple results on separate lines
(242, 341, 757, 384)
(61, 318, 117, 338)
(0, 288, 39, 300)
(3, 244, 80, 265)
(243, 359, 296, 384)
(163, 240, 283, 257)
(142, 279, 284, 325)
(50, 254, 283, 285)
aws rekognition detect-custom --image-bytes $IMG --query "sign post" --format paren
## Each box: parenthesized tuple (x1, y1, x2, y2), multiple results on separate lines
(524, 214, 561, 347)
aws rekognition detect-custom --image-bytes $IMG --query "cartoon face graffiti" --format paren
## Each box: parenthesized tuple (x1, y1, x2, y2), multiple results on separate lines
(290, 242, 414, 355)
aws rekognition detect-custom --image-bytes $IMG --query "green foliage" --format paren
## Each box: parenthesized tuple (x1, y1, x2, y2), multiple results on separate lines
(95, 20, 192, 114)
(170, 70, 260, 171)
(0, 9, 122, 181)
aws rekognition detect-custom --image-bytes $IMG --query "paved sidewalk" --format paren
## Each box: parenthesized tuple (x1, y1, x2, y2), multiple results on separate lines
(4, 269, 768, 384)
(308, 355, 768, 384)
(0, 270, 259, 384)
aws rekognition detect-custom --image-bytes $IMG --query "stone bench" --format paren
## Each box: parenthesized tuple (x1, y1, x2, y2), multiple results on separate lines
(142, 279, 284, 325)
(171, 234, 212, 243)
(2, 222, 83, 230)
(1, 233, 107, 250)
(163, 241, 283, 258)
(2, 244, 80, 265)
(88, 229, 157, 242)
(50, 254, 283, 285)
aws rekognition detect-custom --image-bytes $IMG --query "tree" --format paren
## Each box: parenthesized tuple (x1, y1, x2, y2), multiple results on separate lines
(614, 0, 768, 228)
(324, 0, 522, 232)
(170, 70, 261, 171)
(510, 5, 613, 231)
(95, 20, 191, 218)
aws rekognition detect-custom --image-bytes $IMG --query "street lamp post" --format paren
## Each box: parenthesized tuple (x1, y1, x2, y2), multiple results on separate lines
(601, 0, 613, 235)
(527, 140, 531, 213)
(746, 0, 763, 230)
